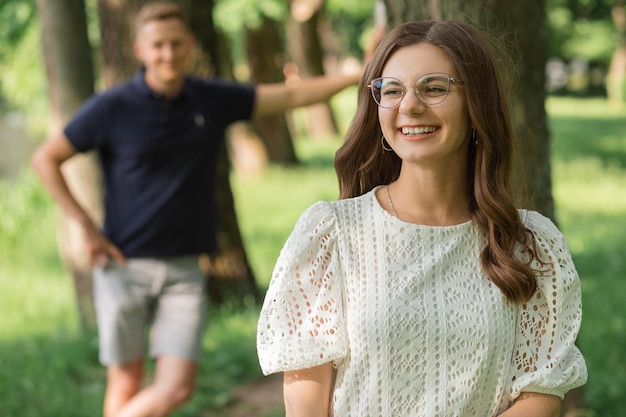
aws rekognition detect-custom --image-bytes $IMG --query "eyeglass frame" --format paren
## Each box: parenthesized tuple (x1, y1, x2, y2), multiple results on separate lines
(367, 72, 464, 108)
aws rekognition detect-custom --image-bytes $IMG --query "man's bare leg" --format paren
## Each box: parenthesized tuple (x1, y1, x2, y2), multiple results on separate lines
(104, 359, 144, 417)
(114, 355, 198, 417)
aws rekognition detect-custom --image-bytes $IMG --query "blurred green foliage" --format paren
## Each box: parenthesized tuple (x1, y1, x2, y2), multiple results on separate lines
(325, 0, 376, 57)
(547, 0, 619, 63)
(214, 0, 287, 33)
(1, 0, 622, 116)
(212, 0, 375, 77)
(0, 0, 44, 114)
(0, 0, 34, 53)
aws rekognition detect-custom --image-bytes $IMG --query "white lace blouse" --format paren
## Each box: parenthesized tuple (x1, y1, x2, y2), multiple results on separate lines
(257, 188, 587, 417)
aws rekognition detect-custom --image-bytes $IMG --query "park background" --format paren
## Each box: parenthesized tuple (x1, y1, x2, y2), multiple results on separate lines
(1, 0, 625, 416)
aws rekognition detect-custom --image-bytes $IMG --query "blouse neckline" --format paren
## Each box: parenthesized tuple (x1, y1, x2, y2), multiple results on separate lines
(370, 186, 475, 231)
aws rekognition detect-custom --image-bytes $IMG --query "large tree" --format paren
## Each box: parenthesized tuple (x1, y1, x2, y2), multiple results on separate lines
(213, 0, 299, 166)
(383, 1, 584, 414)
(286, 0, 340, 138)
(608, 0, 626, 106)
(246, 16, 299, 164)
(36, 0, 100, 328)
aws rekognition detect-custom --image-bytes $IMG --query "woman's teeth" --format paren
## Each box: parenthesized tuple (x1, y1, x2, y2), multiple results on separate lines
(401, 126, 437, 135)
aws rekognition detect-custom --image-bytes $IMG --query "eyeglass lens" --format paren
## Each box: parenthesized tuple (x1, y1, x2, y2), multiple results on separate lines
(370, 73, 453, 107)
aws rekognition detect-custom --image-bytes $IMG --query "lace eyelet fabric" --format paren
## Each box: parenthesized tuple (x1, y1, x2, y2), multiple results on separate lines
(257, 188, 587, 417)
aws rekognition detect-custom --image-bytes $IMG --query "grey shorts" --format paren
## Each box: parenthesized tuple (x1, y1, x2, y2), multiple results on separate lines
(93, 256, 207, 365)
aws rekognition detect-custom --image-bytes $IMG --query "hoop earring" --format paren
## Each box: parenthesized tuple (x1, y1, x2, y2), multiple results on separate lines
(472, 129, 479, 146)
(381, 136, 393, 152)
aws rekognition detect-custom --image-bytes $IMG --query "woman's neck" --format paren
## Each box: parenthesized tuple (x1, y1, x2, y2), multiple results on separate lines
(386, 165, 471, 226)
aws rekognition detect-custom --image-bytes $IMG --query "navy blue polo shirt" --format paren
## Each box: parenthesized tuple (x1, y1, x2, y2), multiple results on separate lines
(64, 70, 256, 257)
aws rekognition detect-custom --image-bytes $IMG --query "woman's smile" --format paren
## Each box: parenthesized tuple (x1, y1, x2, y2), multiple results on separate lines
(398, 125, 439, 139)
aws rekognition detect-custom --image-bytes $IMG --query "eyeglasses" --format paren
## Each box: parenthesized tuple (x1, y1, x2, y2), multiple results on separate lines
(368, 72, 464, 108)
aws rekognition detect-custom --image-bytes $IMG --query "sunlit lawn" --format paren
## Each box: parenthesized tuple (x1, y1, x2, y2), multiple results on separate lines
(547, 97, 626, 414)
(0, 96, 624, 416)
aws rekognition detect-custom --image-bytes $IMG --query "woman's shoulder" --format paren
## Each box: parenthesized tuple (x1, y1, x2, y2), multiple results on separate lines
(302, 189, 375, 215)
(518, 209, 576, 278)
(518, 209, 563, 239)
(298, 193, 369, 225)
(332, 188, 379, 210)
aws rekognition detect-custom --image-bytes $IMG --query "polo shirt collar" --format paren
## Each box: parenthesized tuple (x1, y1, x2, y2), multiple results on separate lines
(132, 67, 190, 100)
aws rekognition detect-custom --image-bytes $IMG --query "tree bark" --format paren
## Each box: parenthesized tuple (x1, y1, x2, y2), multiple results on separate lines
(489, 1, 554, 220)
(36, 0, 100, 328)
(187, 0, 261, 303)
(286, 0, 339, 139)
(97, 0, 138, 86)
(246, 17, 298, 165)
(607, 0, 626, 108)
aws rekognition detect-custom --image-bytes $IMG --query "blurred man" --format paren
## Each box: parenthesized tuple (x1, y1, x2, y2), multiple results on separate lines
(31, 2, 369, 416)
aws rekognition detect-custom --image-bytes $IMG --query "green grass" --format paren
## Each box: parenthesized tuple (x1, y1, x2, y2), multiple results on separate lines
(0, 96, 624, 416)
(0, 169, 104, 416)
(548, 97, 626, 415)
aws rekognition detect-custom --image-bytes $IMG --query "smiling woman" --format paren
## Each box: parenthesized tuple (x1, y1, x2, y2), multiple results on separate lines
(257, 20, 587, 417)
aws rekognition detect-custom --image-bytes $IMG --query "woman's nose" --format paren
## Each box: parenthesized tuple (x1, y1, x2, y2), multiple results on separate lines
(398, 88, 427, 114)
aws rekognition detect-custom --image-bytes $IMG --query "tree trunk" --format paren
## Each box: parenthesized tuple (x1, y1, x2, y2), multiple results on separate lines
(287, 0, 339, 138)
(187, 0, 261, 303)
(246, 17, 299, 165)
(97, 0, 138, 86)
(383, 0, 584, 412)
(489, 1, 554, 220)
(607, 0, 626, 108)
(199, 25, 270, 176)
(96, 0, 259, 305)
(36, 0, 100, 328)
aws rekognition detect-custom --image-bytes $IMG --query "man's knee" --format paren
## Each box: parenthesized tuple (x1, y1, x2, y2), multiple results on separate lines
(168, 382, 196, 407)
(104, 360, 144, 417)
(107, 360, 144, 394)
(153, 357, 198, 409)
(152, 379, 196, 411)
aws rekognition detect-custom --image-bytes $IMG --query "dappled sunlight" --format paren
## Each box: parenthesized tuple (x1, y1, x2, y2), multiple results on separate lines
(553, 158, 626, 215)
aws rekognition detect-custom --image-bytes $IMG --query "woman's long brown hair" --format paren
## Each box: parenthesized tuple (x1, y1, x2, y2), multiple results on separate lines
(335, 21, 538, 303)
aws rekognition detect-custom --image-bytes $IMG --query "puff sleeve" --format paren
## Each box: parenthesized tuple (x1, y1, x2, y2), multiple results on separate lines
(257, 201, 347, 375)
(508, 211, 588, 400)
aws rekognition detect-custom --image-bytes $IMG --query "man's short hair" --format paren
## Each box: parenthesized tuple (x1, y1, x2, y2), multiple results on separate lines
(135, 1, 190, 35)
